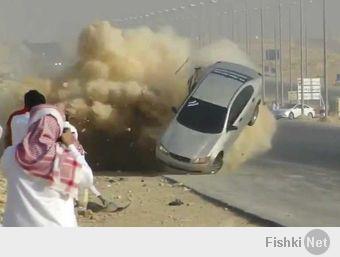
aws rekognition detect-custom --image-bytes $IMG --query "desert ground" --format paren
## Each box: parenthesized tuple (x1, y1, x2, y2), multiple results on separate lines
(0, 172, 259, 227)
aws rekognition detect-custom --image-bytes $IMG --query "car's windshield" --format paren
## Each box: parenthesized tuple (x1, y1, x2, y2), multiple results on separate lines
(177, 97, 228, 134)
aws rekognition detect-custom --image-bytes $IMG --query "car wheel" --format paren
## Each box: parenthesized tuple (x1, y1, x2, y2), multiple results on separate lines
(248, 104, 260, 126)
(210, 153, 224, 174)
(308, 112, 314, 118)
(289, 112, 295, 120)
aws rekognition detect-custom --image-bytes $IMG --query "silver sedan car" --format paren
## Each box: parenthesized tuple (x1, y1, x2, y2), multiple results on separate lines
(156, 61, 262, 174)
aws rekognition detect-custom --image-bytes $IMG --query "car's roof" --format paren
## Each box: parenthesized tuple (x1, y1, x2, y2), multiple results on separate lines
(192, 62, 260, 107)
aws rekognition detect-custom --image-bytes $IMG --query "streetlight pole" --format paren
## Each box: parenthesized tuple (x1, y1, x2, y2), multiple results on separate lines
(260, 5, 266, 104)
(231, 4, 235, 42)
(305, 0, 313, 79)
(198, 2, 206, 47)
(210, 0, 219, 44)
(245, 0, 249, 54)
(274, 17, 279, 105)
(300, 0, 305, 115)
(207, 3, 212, 44)
(279, 1, 284, 105)
(186, 4, 195, 41)
(289, 6, 293, 92)
(305, 24, 308, 77)
(323, 0, 328, 117)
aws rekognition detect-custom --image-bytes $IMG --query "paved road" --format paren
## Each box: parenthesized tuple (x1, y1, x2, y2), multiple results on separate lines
(166, 120, 340, 226)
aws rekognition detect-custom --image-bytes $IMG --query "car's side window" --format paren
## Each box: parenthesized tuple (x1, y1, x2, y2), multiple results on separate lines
(227, 86, 254, 130)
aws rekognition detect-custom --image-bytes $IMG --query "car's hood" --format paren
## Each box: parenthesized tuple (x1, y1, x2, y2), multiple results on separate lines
(160, 121, 221, 158)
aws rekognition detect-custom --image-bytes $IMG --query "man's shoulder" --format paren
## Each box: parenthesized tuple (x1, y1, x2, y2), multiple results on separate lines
(10, 108, 29, 117)
(7, 108, 29, 126)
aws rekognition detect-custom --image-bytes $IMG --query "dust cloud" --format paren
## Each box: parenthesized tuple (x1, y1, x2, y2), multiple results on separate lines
(0, 21, 277, 171)
(192, 39, 256, 70)
(0, 78, 51, 125)
(224, 105, 277, 171)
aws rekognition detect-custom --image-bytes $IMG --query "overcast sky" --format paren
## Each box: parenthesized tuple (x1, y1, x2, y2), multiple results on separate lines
(0, 0, 339, 43)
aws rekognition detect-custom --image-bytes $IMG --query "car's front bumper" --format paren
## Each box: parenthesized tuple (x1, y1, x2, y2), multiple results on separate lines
(155, 147, 211, 173)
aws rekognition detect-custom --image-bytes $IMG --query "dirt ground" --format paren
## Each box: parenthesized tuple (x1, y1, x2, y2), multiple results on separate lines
(0, 176, 5, 223)
(0, 172, 258, 227)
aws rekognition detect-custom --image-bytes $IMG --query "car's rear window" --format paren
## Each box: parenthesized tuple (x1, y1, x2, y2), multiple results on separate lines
(193, 72, 244, 107)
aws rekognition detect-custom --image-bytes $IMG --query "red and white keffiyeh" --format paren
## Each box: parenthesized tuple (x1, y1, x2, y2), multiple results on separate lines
(15, 104, 82, 198)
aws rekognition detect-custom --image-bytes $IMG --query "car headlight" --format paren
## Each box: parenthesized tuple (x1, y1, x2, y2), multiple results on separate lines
(159, 144, 169, 155)
(192, 157, 210, 164)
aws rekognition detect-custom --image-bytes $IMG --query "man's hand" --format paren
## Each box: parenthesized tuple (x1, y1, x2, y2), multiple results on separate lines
(61, 130, 75, 146)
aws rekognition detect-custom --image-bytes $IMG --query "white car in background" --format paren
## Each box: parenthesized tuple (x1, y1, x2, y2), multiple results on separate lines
(274, 104, 316, 120)
(156, 62, 262, 174)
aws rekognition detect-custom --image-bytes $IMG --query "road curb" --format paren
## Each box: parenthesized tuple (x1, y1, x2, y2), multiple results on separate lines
(164, 176, 283, 227)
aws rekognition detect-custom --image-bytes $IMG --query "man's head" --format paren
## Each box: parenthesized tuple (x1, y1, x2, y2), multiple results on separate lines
(24, 90, 46, 110)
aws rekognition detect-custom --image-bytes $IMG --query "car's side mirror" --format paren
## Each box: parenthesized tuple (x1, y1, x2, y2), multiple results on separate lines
(171, 107, 178, 114)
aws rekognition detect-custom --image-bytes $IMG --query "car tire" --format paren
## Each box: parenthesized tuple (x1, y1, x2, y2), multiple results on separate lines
(210, 153, 224, 174)
(248, 104, 260, 126)
(308, 112, 314, 118)
(289, 112, 295, 120)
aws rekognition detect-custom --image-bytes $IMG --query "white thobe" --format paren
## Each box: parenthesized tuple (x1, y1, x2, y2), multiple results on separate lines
(0, 144, 93, 227)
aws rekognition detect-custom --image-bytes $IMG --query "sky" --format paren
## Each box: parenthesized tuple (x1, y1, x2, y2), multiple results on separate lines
(0, 0, 339, 43)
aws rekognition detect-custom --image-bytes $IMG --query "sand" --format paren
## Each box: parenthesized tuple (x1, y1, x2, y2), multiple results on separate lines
(0, 172, 257, 227)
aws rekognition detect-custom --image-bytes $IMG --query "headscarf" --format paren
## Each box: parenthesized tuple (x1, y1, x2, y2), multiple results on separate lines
(15, 104, 82, 198)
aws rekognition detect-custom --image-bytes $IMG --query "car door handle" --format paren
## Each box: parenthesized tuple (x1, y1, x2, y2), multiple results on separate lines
(252, 98, 255, 103)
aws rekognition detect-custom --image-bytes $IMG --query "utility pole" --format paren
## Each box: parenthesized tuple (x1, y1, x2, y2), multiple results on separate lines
(210, 4, 214, 43)
(305, 24, 309, 77)
(245, 0, 249, 54)
(261, 5, 266, 104)
(300, 0, 305, 115)
(198, 4, 204, 48)
(248, 9, 252, 56)
(323, 0, 328, 117)
(274, 17, 279, 105)
(206, 4, 211, 44)
(231, 5, 235, 42)
(289, 7, 293, 92)
(279, 1, 284, 105)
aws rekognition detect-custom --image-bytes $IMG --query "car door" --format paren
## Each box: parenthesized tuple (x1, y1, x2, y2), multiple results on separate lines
(293, 104, 302, 117)
(229, 85, 255, 129)
(304, 105, 311, 114)
(224, 85, 255, 149)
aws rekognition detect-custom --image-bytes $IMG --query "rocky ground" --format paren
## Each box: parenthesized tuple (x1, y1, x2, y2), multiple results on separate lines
(0, 175, 6, 224)
(0, 172, 258, 227)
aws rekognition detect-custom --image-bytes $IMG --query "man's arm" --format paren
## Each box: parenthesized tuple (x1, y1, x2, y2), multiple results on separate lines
(4, 125, 12, 148)
(4, 112, 14, 148)
(66, 142, 94, 189)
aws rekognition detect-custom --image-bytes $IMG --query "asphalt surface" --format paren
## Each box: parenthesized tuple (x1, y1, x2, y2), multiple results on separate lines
(166, 120, 340, 227)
